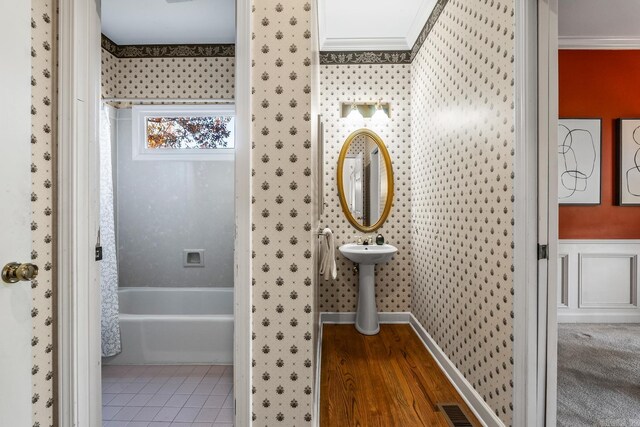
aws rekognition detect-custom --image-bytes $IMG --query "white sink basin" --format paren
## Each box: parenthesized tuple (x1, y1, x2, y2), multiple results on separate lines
(339, 243, 397, 265)
(338, 243, 397, 336)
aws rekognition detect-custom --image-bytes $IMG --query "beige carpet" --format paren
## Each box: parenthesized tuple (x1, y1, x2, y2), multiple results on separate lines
(558, 324, 640, 427)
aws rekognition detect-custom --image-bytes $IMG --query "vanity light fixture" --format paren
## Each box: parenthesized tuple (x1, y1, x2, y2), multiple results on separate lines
(341, 101, 391, 121)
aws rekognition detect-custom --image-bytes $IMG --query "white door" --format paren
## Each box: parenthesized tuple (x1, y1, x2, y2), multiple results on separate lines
(0, 1, 36, 426)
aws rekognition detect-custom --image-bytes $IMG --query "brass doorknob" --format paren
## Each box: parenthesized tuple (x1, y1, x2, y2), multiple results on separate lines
(2, 262, 39, 284)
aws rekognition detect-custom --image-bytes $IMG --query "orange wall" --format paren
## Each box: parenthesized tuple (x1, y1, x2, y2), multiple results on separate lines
(559, 50, 640, 239)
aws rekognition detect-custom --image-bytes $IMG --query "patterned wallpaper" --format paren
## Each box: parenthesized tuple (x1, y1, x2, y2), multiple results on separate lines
(26, 0, 516, 425)
(319, 64, 412, 312)
(101, 49, 235, 105)
(31, 1, 56, 426)
(101, 48, 118, 99)
(251, 1, 315, 425)
(410, 0, 515, 424)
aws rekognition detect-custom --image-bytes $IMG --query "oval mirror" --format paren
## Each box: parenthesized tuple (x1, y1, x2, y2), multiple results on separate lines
(337, 128, 394, 232)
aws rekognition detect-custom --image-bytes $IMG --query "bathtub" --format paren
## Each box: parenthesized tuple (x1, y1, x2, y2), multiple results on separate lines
(104, 287, 233, 365)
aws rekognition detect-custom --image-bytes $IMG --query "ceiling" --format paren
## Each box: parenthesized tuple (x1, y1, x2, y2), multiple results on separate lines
(100, 0, 640, 49)
(318, 0, 437, 51)
(101, 0, 235, 45)
(559, 0, 640, 47)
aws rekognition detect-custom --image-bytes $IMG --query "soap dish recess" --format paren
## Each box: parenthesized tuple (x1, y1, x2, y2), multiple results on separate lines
(183, 249, 205, 267)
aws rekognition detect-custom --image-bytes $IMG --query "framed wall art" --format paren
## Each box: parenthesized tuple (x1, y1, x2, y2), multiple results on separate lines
(617, 119, 640, 206)
(558, 118, 602, 205)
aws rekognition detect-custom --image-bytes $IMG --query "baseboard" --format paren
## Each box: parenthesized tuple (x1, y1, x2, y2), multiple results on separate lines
(408, 314, 505, 427)
(317, 312, 504, 427)
(313, 318, 323, 427)
(320, 311, 412, 324)
(558, 312, 640, 323)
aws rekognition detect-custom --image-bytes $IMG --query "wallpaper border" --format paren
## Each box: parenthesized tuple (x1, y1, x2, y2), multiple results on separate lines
(318, 0, 449, 65)
(101, 34, 235, 58)
(409, 0, 449, 60)
(319, 50, 411, 65)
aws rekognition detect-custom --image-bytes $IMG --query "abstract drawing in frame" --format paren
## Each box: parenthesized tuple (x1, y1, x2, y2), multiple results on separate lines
(618, 119, 640, 206)
(558, 118, 602, 205)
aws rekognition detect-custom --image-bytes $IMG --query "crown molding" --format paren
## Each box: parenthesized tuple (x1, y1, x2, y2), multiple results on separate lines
(101, 34, 235, 58)
(559, 36, 640, 49)
(318, 0, 448, 65)
(405, 0, 439, 51)
(409, 0, 448, 60)
(321, 37, 411, 52)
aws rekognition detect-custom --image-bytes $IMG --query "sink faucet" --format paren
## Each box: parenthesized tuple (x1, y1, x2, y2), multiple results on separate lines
(355, 235, 374, 245)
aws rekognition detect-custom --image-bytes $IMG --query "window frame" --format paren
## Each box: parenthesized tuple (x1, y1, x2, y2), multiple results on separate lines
(132, 104, 236, 161)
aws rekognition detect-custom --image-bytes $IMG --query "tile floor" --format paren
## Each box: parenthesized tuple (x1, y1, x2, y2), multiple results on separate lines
(102, 365, 234, 427)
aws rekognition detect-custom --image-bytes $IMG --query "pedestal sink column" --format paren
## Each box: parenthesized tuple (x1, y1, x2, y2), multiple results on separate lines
(355, 264, 379, 335)
(338, 243, 396, 336)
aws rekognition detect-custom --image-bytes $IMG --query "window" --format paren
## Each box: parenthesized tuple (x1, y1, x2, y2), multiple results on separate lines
(132, 105, 235, 161)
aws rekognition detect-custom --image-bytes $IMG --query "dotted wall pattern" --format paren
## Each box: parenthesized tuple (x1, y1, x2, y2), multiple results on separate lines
(410, 1, 515, 425)
(251, 1, 314, 425)
(101, 49, 235, 105)
(319, 64, 412, 313)
(101, 47, 118, 99)
(31, 1, 56, 426)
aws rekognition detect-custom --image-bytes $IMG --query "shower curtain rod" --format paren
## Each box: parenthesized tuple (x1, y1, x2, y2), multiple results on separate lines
(101, 97, 235, 104)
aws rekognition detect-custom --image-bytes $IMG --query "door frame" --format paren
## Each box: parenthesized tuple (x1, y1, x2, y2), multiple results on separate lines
(234, 0, 253, 425)
(537, 1, 560, 426)
(57, 0, 252, 425)
(513, 0, 559, 426)
(512, 0, 537, 423)
(58, 0, 101, 424)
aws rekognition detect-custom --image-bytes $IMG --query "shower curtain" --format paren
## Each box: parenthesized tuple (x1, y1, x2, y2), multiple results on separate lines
(100, 104, 122, 357)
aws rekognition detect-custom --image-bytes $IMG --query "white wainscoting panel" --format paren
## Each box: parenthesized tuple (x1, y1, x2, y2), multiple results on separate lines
(579, 254, 637, 308)
(558, 240, 640, 323)
(558, 254, 569, 307)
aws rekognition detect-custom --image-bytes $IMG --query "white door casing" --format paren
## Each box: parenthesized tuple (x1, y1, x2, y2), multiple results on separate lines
(538, 1, 560, 425)
(234, 0, 253, 424)
(0, 0, 34, 425)
(58, 0, 102, 425)
(513, 0, 544, 425)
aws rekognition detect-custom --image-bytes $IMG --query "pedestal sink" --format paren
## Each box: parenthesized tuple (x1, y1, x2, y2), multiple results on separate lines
(338, 243, 398, 335)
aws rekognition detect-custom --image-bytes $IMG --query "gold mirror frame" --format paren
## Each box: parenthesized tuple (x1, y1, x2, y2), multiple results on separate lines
(337, 128, 394, 233)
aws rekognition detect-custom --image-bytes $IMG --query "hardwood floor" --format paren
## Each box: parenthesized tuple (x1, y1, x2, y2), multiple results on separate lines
(320, 324, 480, 427)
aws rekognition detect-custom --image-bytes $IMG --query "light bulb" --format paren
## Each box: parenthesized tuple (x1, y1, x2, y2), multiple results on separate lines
(371, 104, 388, 123)
(346, 104, 364, 126)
